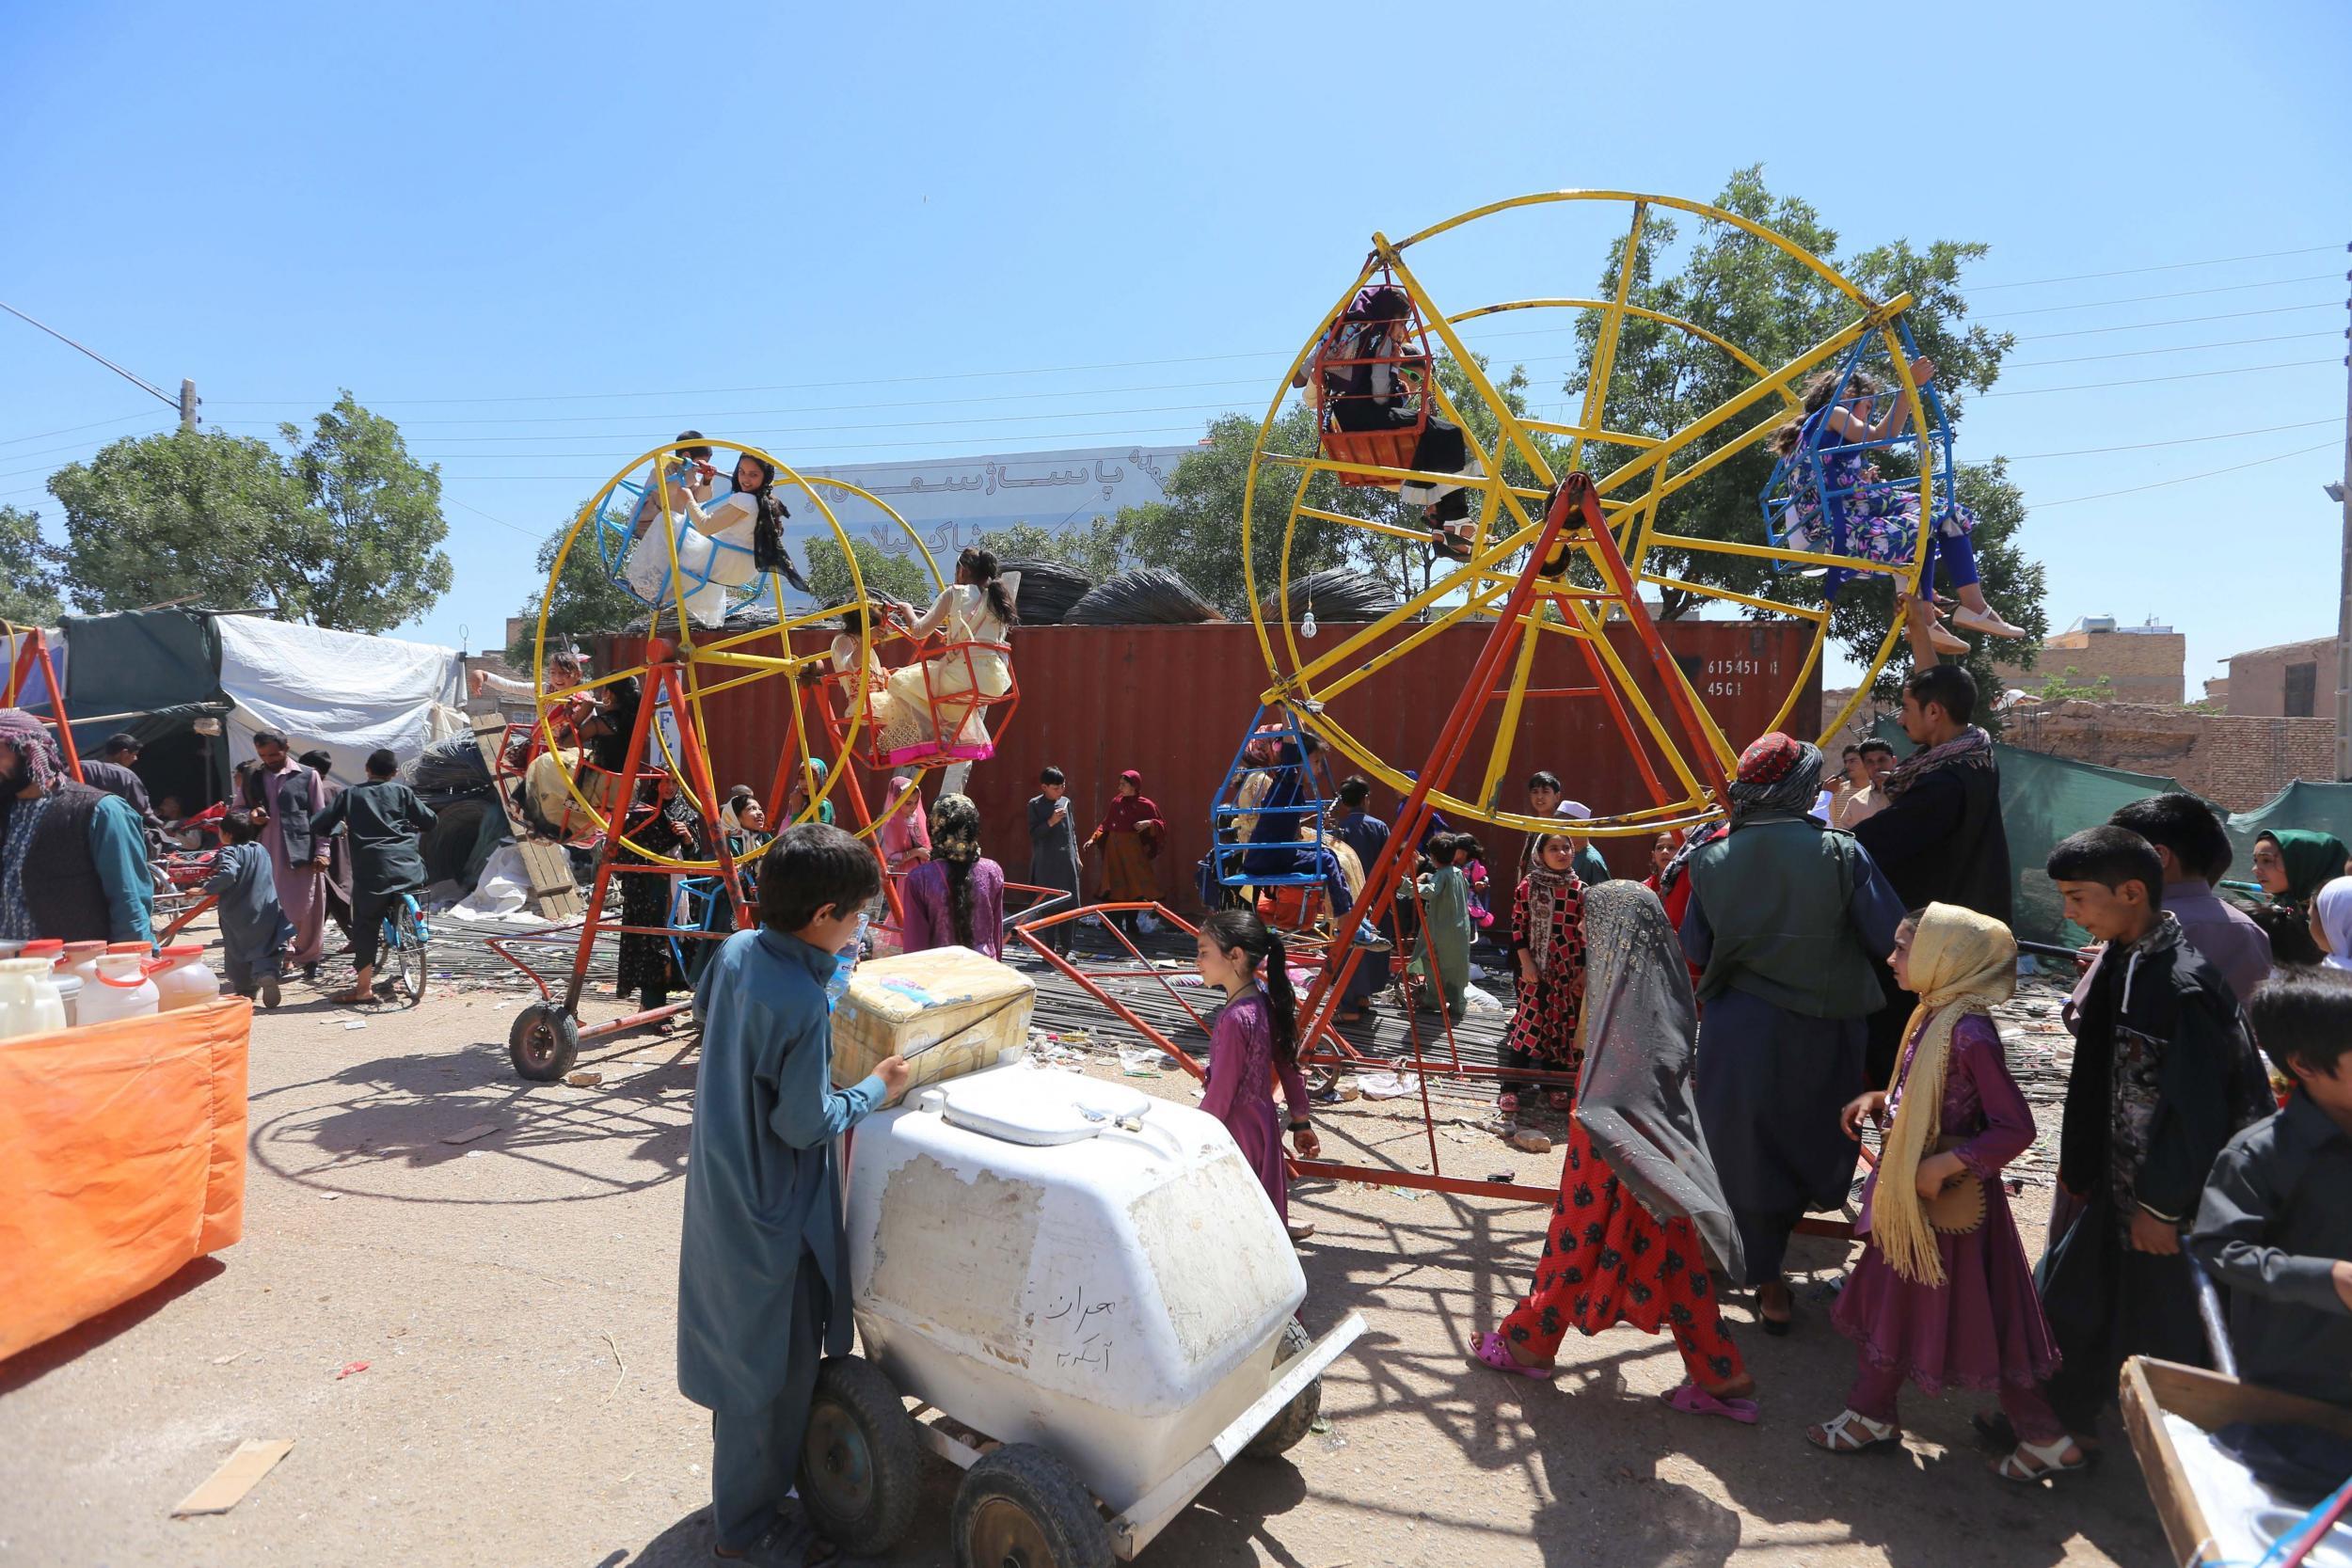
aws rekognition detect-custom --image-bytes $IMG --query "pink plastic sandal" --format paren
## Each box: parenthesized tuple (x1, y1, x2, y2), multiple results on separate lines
(1470, 1331, 1555, 1381)
(1662, 1382, 1759, 1424)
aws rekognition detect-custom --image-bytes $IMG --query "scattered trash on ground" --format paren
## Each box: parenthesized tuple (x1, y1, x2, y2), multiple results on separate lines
(1357, 1070, 1419, 1100)
(564, 1070, 603, 1087)
(334, 1360, 369, 1380)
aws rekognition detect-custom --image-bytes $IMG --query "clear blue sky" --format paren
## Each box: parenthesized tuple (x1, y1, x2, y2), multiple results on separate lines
(4, 0, 2345, 690)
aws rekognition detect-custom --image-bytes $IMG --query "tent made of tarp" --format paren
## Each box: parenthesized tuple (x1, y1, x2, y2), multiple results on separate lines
(2221, 779, 2352, 874)
(1, 625, 68, 714)
(214, 614, 467, 786)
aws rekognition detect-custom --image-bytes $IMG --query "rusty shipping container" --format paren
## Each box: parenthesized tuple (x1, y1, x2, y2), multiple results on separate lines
(598, 618, 1819, 912)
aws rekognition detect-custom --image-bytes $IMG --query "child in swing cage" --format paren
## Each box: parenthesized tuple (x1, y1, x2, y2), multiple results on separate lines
(1769, 358, 2025, 664)
(1296, 284, 1485, 562)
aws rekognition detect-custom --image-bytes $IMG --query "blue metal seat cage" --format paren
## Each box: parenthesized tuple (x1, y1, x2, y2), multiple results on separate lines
(1756, 318, 1955, 598)
(1208, 704, 1337, 890)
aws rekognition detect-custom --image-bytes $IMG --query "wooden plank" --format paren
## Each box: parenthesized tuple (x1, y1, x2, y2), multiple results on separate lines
(2122, 1357, 2352, 1568)
(172, 1438, 294, 1517)
(468, 708, 582, 920)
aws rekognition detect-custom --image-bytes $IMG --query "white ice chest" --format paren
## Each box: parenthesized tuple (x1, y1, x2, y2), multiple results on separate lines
(842, 1058, 1310, 1520)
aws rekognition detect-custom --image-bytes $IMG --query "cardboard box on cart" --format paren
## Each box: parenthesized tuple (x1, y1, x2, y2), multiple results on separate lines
(831, 945, 1035, 1106)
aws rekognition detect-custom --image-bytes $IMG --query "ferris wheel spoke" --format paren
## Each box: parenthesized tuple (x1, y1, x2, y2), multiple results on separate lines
(1645, 531, 1918, 579)
(1565, 199, 1648, 474)
(1295, 504, 1453, 546)
(1308, 578, 1517, 705)
(1637, 571, 1829, 623)
(1591, 297, 1912, 501)
(1387, 251, 1561, 497)
(1520, 417, 1661, 450)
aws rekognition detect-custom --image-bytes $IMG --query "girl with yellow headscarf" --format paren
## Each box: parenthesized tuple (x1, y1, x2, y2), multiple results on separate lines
(1806, 904, 2082, 1482)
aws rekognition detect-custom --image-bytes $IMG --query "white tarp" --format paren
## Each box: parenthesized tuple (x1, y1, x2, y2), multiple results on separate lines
(1, 626, 66, 712)
(214, 616, 465, 784)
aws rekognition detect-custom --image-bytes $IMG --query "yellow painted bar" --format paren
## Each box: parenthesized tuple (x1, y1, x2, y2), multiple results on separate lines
(1294, 504, 1436, 543)
(1568, 200, 1646, 474)
(1639, 572, 1830, 622)
(1645, 531, 1913, 577)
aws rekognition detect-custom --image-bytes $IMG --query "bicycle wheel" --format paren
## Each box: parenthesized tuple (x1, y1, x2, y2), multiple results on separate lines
(389, 896, 429, 1007)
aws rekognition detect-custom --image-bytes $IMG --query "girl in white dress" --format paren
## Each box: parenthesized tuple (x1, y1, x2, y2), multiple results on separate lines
(876, 548, 1019, 757)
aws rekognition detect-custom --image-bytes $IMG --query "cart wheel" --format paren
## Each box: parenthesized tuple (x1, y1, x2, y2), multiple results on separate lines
(798, 1355, 921, 1557)
(508, 1002, 580, 1082)
(952, 1443, 1113, 1568)
(1244, 1318, 1321, 1459)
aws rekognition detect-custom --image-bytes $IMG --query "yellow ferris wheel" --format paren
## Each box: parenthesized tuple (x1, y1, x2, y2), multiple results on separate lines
(1242, 189, 1947, 841)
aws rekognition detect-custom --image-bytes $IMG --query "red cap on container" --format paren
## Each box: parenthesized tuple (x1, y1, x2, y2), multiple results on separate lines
(21, 940, 63, 958)
(161, 943, 204, 958)
(106, 942, 150, 954)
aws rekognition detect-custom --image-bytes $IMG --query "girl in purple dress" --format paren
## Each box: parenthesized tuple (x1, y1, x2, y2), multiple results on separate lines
(1194, 908, 1322, 1243)
(898, 793, 1005, 959)
(1807, 903, 2078, 1481)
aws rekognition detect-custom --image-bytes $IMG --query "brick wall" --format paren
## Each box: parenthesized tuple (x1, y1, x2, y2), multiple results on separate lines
(2222, 637, 2335, 719)
(1993, 627, 2185, 705)
(1999, 700, 2338, 810)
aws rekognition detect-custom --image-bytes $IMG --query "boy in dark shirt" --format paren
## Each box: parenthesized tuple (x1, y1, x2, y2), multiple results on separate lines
(2192, 968, 2352, 1406)
(2026, 827, 2273, 1465)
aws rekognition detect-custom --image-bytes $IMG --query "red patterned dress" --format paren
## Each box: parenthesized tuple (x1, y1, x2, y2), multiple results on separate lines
(1501, 1117, 1746, 1389)
(1502, 873, 1586, 1101)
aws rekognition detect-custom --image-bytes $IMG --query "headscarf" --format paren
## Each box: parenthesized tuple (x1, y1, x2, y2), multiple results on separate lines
(1571, 881, 1743, 1278)
(1727, 732, 1823, 826)
(0, 707, 62, 795)
(1873, 903, 2017, 1287)
(879, 776, 929, 864)
(1881, 723, 1994, 801)
(1522, 832, 1580, 976)
(1097, 770, 1164, 840)
(931, 793, 983, 866)
(2260, 829, 2351, 911)
(2314, 876, 2352, 972)
(1655, 821, 1724, 895)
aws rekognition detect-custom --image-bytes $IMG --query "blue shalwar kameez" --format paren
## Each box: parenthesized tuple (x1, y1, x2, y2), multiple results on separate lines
(677, 927, 887, 1552)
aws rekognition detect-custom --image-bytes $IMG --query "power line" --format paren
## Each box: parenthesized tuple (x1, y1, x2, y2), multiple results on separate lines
(2032, 441, 2338, 507)
(0, 301, 179, 409)
(2010, 300, 2345, 341)
(0, 409, 163, 449)
(1979, 273, 2345, 319)
(1978, 356, 2340, 398)
(2003, 330, 2339, 369)
(442, 495, 543, 540)
(2000, 419, 2340, 461)
(1968, 243, 2344, 291)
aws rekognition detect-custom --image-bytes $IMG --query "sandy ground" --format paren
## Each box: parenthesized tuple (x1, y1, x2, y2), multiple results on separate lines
(0, 935, 2174, 1568)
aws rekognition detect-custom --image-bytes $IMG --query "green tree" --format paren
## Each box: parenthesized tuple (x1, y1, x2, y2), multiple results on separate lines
(805, 534, 936, 609)
(49, 429, 316, 619)
(1560, 165, 2041, 687)
(2037, 664, 2116, 702)
(45, 393, 452, 631)
(0, 506, 63, 625)
(509, 499, 644, 662)
(279, 392, 453, 632)
(971, 515, 1135, 583)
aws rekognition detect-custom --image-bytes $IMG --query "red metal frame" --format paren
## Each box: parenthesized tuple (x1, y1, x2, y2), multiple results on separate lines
(2, 625, 81, 781)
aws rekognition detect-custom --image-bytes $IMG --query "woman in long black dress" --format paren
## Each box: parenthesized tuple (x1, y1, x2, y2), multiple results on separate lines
(614, 772, 703, 1018)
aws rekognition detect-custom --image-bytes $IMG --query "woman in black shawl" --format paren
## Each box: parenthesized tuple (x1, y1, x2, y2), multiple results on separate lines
(1470, 881, 1758, 1422)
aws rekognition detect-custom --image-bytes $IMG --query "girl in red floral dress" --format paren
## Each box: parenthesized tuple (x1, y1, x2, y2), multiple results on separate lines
(1472, 880, 1758, 1422)
(1500, 832, 1587, 1120)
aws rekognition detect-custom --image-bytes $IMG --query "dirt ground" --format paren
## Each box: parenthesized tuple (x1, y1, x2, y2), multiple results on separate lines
(0, 933, 2175, 1568)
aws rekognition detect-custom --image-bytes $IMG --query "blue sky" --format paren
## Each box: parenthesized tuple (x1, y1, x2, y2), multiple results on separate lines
(3, 0, 2345, 689)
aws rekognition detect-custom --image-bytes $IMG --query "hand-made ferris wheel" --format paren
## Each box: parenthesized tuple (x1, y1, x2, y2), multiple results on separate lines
(1242, 189, 1948, 847)
(501, 436, 966, 1080)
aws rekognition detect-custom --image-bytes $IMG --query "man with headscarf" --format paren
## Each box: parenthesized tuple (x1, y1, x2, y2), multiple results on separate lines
(1678, 732, 1906, 1335)
(0, 707, 153, 944)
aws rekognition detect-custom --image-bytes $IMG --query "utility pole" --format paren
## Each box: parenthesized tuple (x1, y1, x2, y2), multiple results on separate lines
(179, 378, 199, 432)
(2336, 244, 2351, 780)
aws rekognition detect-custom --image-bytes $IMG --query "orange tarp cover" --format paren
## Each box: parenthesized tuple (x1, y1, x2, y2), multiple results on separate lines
(0, 997, 251, 1361)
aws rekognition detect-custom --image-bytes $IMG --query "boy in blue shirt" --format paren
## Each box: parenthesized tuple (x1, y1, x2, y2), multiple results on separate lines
(677, 822, 909, 1564)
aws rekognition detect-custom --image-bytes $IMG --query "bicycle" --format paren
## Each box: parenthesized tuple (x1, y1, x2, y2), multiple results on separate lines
(381, 892, 430, 1007)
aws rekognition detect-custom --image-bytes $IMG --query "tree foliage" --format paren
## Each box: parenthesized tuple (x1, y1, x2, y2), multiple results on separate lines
(1561, 165, 2042, 687)
(278, 394, 453, 632)
(0, 506, 63, 625)
(806, 533, 936, 609)
(44, 391, 451, 632)
(509, 499, 644, 663)
(971, 516, 1135, 584)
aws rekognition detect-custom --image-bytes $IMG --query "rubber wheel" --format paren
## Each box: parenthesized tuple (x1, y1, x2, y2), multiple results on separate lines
(1244, 1318, 1321, 1459)
(797, 1355, 921, 1557)
(390, 901, 428, 1007)
(952, 1443, 1113, 1568)
(508, 1001, 580, 1082)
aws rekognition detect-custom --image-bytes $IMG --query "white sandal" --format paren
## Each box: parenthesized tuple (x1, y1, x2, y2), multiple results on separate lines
(1806, 1408, 1901, 1454)
(1994, 1433, 2091, 1482)
(1950, 605, 2028, 639)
